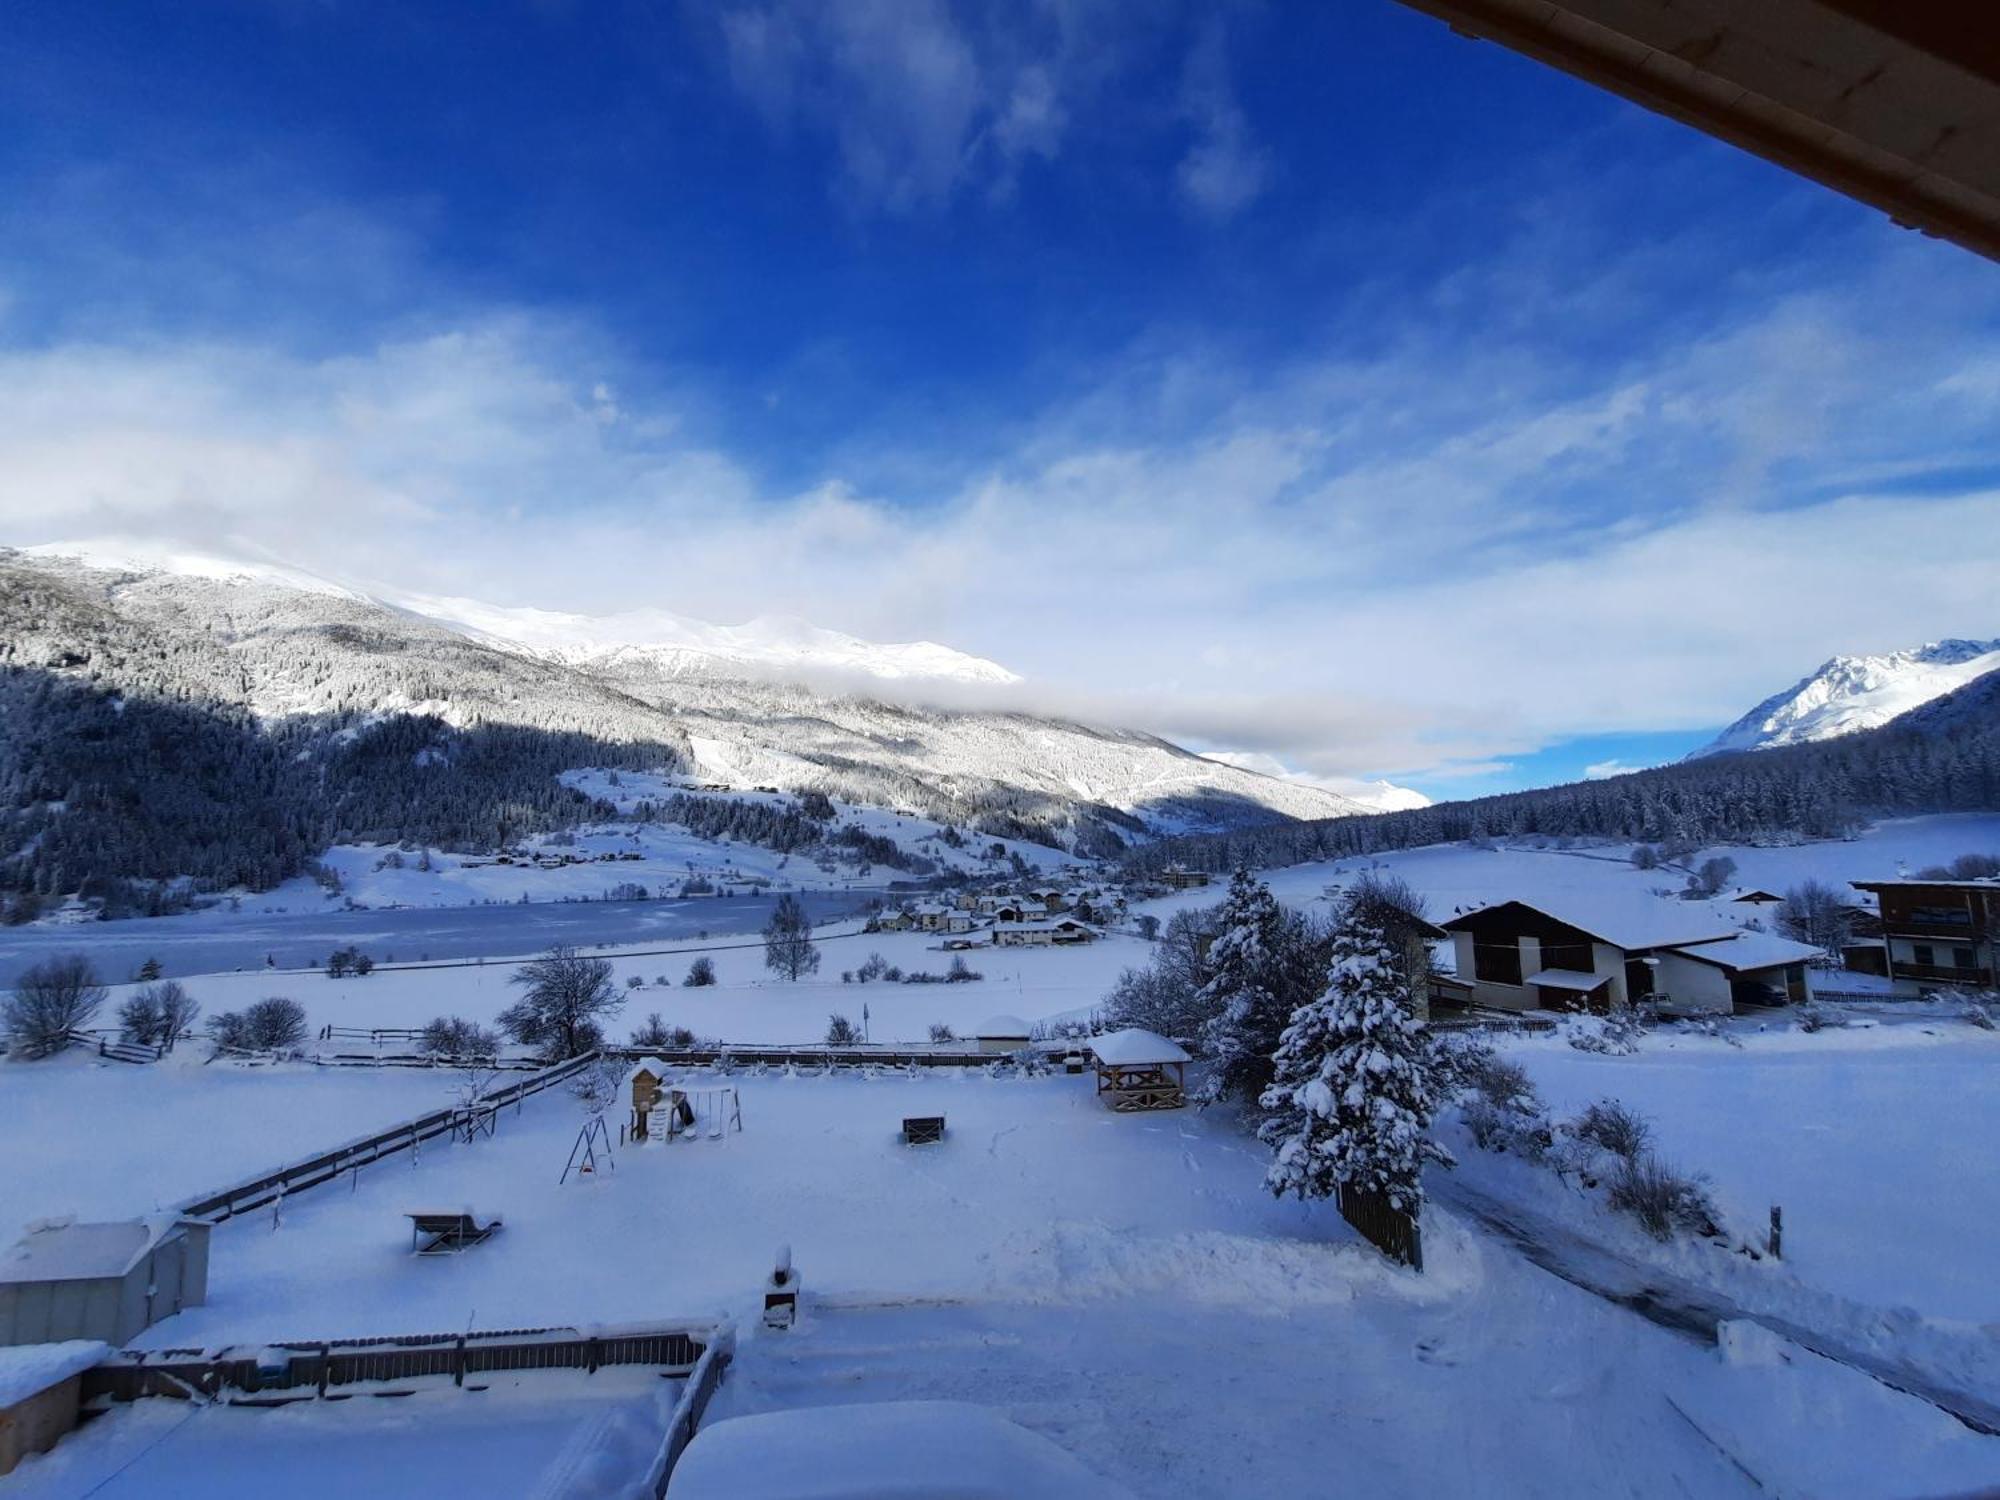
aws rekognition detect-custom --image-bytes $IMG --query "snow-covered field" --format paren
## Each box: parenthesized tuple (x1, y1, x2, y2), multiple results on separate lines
(77, 922, 1145, 1052)
(1478, 1021, 2000, 1324)
(9, 811, 2000, 1495)
(18, 1066, 2000, 1498)
(0, 1052, 466, 1228)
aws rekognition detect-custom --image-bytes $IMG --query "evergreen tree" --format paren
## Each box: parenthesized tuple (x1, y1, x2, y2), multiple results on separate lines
(764, 894, 821, 981)
(1199, 867, 1287, 1104)
(1259, 915, 1452, 1213)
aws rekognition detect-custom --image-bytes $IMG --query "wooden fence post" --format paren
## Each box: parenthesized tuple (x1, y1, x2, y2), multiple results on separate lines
(1768, 1205, 1783, 1260)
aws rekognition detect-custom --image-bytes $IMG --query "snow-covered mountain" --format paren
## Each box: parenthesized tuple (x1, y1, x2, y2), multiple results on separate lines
(23, 538, 1017, 687)
(0, 547, 1372, 899)
(1690, 640, 2000, 759)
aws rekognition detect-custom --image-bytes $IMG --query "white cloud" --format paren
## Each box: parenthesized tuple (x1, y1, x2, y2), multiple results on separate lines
(1174, 21, 1270, 220)
(5, 210, 1998, 788)
(1584, 760, 1637, 780)
(709, 0, 1099, 212)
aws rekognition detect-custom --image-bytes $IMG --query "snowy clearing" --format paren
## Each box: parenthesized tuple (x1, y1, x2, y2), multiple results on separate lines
(0, 1052, 464, 1231)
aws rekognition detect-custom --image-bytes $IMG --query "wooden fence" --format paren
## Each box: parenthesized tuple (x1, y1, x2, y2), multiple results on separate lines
(641, 1327, 737, 1496)
(82, 1320, 719, 1404)
(175, 1052, 599, 1223)
(603, 1044, 1029, 1069)
(1337, 1183, 1423, 1272)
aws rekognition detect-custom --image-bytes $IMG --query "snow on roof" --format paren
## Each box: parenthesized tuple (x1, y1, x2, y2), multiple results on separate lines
(976, 1014, 1032, 1038)
(1523, 969, 1610, 991)
(1671, 932, 1824, 972)
(0, 1340, 110, 1408)
(623, 1056, 673, 1084)
(0, 1217, 201, 1285)
(998, 918, 1097, 934)
(1088, 1028, 1192, 1066)
(665, 1401, 1133, 1500)
(1444, 894, 1736, 953)
(1849, 879, 2000, 890)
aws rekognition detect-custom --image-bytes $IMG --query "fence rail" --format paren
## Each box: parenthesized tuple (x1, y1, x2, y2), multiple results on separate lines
(82, 1319, 720, 1404)
(175, 1052, 598, 1223)
(604, 1044, 1037, 1068)
(643, 1326, 737, 1496)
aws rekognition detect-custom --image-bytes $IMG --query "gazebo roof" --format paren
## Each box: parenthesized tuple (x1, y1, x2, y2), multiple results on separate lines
(1088, 1028, 1191, 1067)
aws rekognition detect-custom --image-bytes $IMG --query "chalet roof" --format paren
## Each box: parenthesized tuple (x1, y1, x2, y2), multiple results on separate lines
(0, 1217, 204, 1285)
(998, 919, 1097, 935)
(1669, 932, 1823, 973)
(1523, 968, 1610, 992)
(1442, 896, 1736, 954)
(1088, 1028, 1192, 1066)
(1849, 879, 2000, 891)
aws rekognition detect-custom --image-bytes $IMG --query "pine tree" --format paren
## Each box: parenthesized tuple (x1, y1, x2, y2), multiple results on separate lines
(1259, 915, 1451, 1213)
(1199, 866, 1287, 1104)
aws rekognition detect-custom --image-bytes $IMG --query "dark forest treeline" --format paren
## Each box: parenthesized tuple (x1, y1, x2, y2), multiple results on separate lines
(1126, 671, 2000, 877)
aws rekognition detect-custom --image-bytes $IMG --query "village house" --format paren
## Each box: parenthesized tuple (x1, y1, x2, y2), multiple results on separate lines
(1848, 879, 1999, 990)
(989, 900, 1049, 925)
(991, 917, 1099, 947)
(1440, 896, 1819, 1015)
(1159, 866, 1212, 890)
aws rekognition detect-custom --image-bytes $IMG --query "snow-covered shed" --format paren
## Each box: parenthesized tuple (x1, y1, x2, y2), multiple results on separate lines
(973, 1015, 1032, 1054)
(1088, 1028, 1190, 1112)
(666, 1401, 1134, 1500)
(0, 1217, 210, 1348)
(1650, 932, 1822, 1011)
(0, 1340, 107, 1477)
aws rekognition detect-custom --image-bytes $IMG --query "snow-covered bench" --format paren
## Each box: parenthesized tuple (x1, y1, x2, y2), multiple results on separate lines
(406, 1211, 502, 1255)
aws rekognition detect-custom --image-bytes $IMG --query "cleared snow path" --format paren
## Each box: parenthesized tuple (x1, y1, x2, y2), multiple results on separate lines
(1434, 1177, 2000, 1437)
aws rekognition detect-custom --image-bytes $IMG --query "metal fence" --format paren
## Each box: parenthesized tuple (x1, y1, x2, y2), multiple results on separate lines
(175, 1052, 599, 1222)
(83, 1320, 718, 1404)
(1337, 1183, 1423, 1271)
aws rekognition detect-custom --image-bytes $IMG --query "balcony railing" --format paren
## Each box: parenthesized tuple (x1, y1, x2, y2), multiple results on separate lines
(1888, 960, 1996, 987)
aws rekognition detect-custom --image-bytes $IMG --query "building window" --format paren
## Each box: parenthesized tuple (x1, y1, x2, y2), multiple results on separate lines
(1912, 944, 1935, 967)
(1910, 905, 1972, 927)
(1954, 947, 1978, 970)
(1473, 941, 1522, 986)
(1539, 941, 1594, 974)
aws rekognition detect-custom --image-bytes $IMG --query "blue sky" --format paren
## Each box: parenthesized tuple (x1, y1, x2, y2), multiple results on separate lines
(3, 1, 1997, 803)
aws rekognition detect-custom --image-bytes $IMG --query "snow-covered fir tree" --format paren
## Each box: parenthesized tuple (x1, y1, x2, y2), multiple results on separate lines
(1259, 915, 1451, 1213)
(1198, 866, 1288, 1104)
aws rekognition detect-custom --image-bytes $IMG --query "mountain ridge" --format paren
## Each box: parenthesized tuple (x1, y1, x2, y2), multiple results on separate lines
(1691, 638, 2000, 759)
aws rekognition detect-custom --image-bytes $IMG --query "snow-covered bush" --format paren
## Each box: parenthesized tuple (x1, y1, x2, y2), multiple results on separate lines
(1569, 1099, 1651, 1161)
(825, 1014, 862, 1045)
(1607, 1153, 1722, 1241)
(119, 985, 200, 1049)
(3, 956, 107, 1058)
(928, 1023, 957, 1043)
(1566, 1008, 1645, 1055)
(630, 1013, 695, 1050)
(1796, 1001, 1848, 1033)
(946, 955, 980, 983)
(856, 952, 890, 983)
(421, 1015, 499, 1057)
(209, 997, 308, 1055)
(683, 957, 716, 987)
(1960, 993, 1997, 1031)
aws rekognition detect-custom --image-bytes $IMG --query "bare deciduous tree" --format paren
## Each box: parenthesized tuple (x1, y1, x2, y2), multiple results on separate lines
(4, 956, 107, 1058)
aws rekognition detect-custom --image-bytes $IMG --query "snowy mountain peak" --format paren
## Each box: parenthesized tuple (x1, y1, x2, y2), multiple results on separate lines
(19, 539, 1020, 688)
(1691, 638, 2000, 758)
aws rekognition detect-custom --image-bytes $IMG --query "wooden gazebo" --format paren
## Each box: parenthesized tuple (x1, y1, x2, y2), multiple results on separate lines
(1087, 1028, 1190, 1112)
